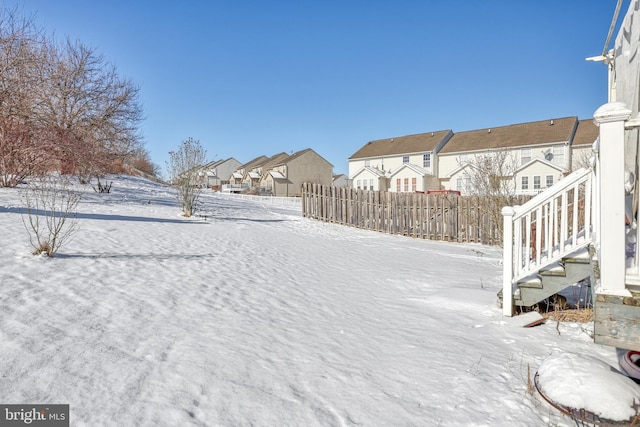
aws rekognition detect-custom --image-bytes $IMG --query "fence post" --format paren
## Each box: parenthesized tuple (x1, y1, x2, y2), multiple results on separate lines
(593, 102, 631, 296)
(502, 206, 516, 316)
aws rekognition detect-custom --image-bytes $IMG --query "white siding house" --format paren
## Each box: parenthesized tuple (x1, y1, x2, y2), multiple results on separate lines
(438, 117, 582, 195)
(352, 167, 386, 191)
(570, 119, 599, 171)
(348, 130, 453, 192)
(514, 158, 565, 195)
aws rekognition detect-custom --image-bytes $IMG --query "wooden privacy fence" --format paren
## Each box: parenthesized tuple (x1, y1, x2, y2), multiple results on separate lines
(301, 183, 532, 245)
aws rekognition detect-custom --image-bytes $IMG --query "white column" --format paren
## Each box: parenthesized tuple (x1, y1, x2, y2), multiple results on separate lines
(593, 102, 632, 295)
(502, 206, 516, 316)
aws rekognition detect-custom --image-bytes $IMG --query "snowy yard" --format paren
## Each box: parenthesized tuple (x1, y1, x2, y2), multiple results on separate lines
(0, 176, 634, 426)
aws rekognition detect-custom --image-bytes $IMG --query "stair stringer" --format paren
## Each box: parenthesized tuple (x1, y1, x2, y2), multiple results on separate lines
(514, 247, 593, 307)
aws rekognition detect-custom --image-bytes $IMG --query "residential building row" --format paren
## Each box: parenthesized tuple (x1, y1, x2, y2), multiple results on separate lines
(197, 148, 333, 197)
(348, 116, 599, 195)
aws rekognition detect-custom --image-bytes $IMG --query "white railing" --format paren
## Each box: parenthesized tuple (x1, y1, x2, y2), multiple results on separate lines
(502, 167, 593, 315)
(222, 184, 249, 193)
(219, 192, 302, 209)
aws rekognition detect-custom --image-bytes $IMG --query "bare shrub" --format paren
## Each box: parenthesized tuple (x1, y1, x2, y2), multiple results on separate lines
(167, 137, 207, 217)
(463, 150, 519, 244)
(21, 176, 82, 256)
(92, 177, 112, 193)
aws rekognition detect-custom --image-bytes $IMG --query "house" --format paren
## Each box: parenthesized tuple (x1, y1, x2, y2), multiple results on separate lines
(570, 119, 599, 170)
(438, 117, 579, 195)
(348, 130, 453, 192)
(200, 158, 242, 189)
(260, 148, 333, 197)
(225, 155, 268, 193)
(243, 152, 290, 193)
(332, 173, 350, 187)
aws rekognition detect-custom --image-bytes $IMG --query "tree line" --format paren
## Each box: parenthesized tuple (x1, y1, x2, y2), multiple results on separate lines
(0, 7, 157, 187)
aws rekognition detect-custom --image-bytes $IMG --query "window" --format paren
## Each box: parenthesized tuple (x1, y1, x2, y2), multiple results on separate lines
(411, 177, 417, 192)
(403, 156, 409, 164)
(546, 175, 554, 188)
(364, 159, 370, 167)
(423, 153, 431, 168)
(458, 154, 468, 164)
(533, 176, 541, 190)
(369, 179, 374, 190)
(396, 178, 401, 192)
(458, 176, 471, 194)
(521, 176, 529, 190)
(404, 178, 409, 192)
(356, 180, 361, 189)
(521, 148, 531, 165)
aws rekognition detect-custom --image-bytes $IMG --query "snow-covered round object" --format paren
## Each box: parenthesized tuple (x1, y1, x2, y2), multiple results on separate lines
(537, 352, 640, 422)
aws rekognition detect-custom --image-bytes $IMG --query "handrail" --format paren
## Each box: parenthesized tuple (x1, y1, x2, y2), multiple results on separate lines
(512, 168, 592, 220)
(502, 167, 593, 315)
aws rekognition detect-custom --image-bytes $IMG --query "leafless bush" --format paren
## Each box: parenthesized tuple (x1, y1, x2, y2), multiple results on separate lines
(21, 176, 82, 256)
(463, 150, 519, 244)
(167, 137, 207, 217)
(92, 177, 112, 193)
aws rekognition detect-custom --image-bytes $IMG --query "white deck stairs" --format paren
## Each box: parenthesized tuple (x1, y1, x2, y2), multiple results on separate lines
(502, 167, 594, 314)
(512, 246, 592, 307)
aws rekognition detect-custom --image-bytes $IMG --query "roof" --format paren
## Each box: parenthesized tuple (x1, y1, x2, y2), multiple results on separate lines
(268, 171, 286, 179)
(271, 148, 333, 168)
(388, 163, 429, 178)
(351, 166, 387, 179)
(259, 152, 290, 170)
(445, 162, 475, 179)
(572, 119, 599, 147)
(248, 172, 261, 179)
(202, 159, 224, 169)
(438, 117, 578, 154)
(238, 155, 269, 170)
(349, 130, 452, 159)
(515, 157, 566, 174)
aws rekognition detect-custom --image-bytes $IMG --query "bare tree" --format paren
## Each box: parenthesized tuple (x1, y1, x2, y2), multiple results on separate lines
(167, 137, 207, 217)
(463, 150, 519, 244)
(0, 7, 145, 186)
(35, 38, 143, 183)
(0, 8, 52, 187)
(128, 147, 161, 178)
(21, 175, 82, 256)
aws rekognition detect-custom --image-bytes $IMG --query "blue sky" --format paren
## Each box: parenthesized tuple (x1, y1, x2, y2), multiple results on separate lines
(3, 1, 628, 175)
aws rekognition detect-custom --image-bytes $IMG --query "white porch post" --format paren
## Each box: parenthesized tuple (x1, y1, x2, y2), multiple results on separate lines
(502, 206, 516, 316)
(593, 102, 632, 295)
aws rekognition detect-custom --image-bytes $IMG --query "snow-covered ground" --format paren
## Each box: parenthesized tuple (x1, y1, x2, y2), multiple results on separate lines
(0, 175, 637, 426)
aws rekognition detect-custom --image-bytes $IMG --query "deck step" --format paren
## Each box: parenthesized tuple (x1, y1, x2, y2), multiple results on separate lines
(517, 274, 542, 289)
(540, 262, 566, 277)
(513, 255, 592, 307)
